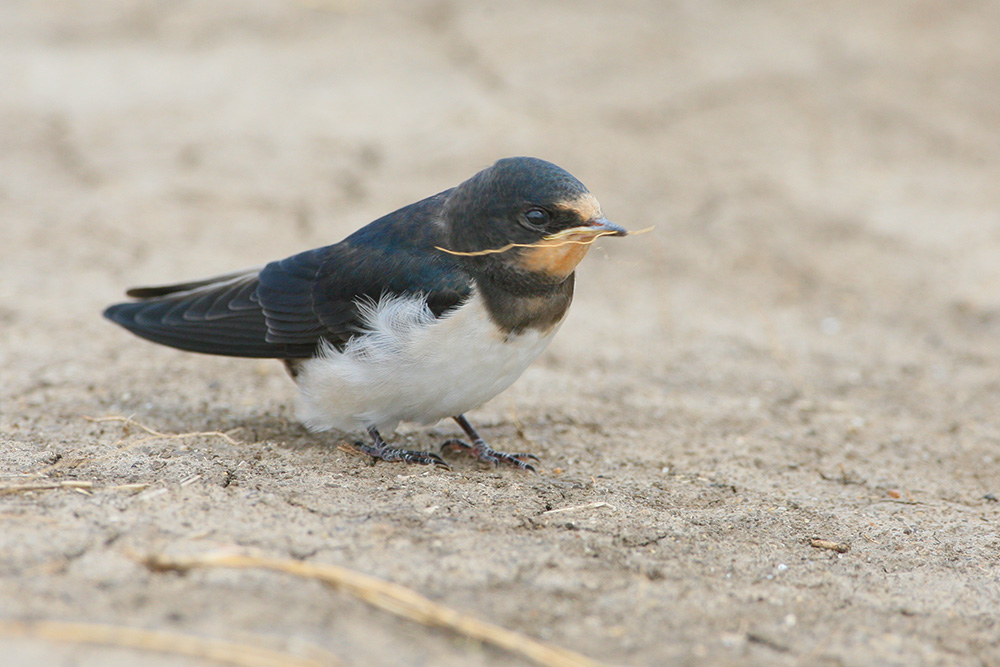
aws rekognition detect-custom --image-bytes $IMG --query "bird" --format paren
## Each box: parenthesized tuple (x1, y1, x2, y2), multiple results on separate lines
(104, 157, 626, 471)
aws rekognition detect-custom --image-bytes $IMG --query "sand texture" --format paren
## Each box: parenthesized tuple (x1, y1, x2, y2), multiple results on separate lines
(2, 1, 999, 665)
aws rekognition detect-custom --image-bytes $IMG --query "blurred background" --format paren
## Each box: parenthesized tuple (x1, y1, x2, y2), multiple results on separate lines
(4, 1, 999, 378)
(2, 1, 1000, 665)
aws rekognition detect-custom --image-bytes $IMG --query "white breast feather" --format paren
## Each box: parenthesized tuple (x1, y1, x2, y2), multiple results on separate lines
(294, 291, 562, 433)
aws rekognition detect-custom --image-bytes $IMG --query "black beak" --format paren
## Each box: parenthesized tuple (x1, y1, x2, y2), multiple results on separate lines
(586, 217, 629, 236)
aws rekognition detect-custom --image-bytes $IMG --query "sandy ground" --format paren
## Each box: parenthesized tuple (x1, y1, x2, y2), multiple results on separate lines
(3, 1, 1000, 665)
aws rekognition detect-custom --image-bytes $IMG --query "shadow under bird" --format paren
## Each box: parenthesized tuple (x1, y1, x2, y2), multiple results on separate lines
(104, 157, 627, 471)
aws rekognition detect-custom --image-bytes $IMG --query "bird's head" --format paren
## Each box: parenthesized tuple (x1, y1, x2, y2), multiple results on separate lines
(442, 157, 626, 288)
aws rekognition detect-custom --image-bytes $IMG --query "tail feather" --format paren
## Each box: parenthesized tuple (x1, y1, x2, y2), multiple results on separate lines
(124, 269, 259, 299)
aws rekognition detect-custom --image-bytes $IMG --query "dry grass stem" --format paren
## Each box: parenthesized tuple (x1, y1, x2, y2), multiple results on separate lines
(84, 415, 243, 446)
(0, 619, 340, 667)
(435, 225, 653, 257)
(22, 416, 247, 480)
(143, 551, 607, 667)
(180, 473, 204, 487)
(0, 480, 149, 497)
(0, 481, 94, 496)
(541, 502, 615, 515)
(13, 415, 250, 479)
(336, 442, 371, 460)
(809, 538, 851, 553)
(112, 483, 151, 491)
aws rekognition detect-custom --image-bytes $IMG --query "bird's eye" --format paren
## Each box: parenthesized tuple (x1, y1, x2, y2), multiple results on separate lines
(522, 207, 550, 229)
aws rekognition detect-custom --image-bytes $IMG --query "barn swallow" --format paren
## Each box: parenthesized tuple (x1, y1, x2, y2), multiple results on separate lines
(104, 157, 626, 471)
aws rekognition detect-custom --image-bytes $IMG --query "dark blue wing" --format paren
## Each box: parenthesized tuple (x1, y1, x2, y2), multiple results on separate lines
(103, 191, 472, 358)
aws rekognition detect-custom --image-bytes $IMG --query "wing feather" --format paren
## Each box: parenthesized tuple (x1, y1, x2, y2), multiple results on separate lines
(103, 191, 472, 358)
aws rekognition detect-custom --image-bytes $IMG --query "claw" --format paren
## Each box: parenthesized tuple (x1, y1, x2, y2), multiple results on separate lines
(441, 415, 541, 472)
(441, 437, 538, 473)
(359, 427, 451, 469)
(359, 443, 450, 469)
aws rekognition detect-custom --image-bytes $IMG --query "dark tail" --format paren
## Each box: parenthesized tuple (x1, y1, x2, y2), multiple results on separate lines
(103, 268, 291, 358)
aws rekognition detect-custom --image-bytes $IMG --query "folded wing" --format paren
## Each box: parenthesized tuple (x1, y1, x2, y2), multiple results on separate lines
(103, 195, 472, 359)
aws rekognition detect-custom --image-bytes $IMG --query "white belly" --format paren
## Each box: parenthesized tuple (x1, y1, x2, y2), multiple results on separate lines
(294, 291, 562, 433)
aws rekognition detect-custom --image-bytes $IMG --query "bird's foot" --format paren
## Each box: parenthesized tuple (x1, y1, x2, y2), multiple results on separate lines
(358, 427, 450, 469)
(441, 439, 538, 472)
(357, 442, 450, 468)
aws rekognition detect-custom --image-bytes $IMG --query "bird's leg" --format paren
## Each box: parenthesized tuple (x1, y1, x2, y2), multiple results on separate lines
(357, 427, 450, 469)
(441, 415, 539, 472)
